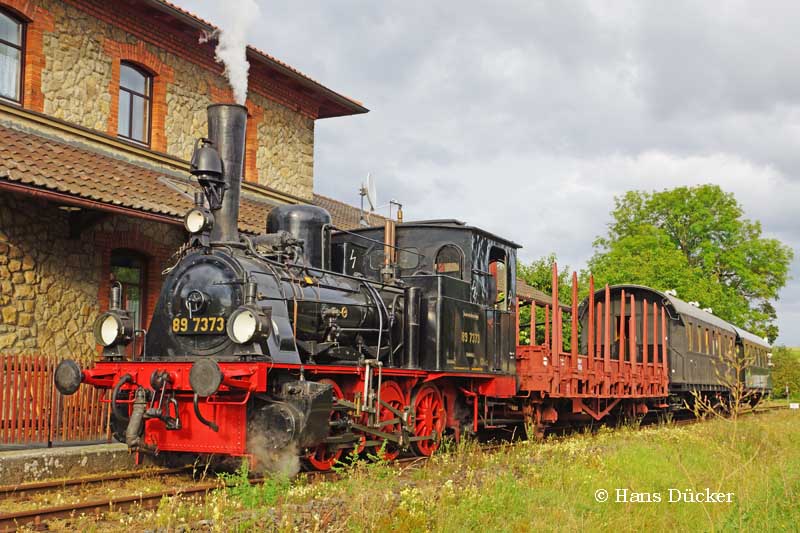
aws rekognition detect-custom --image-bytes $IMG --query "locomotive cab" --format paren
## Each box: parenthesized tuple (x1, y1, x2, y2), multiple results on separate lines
(331, 220, 519, 375)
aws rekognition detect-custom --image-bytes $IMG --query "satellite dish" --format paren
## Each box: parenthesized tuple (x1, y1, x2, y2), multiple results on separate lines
(365, 173, 378, 212)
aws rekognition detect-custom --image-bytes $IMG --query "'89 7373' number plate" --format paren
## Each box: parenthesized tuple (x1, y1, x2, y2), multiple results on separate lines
(172, 316, 226, 335)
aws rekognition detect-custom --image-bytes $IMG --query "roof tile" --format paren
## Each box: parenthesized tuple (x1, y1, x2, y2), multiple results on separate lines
(0, 124, 371, 232)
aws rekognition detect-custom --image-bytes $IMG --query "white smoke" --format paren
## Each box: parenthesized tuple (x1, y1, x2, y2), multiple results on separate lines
(246, 419, 301, 477)
(209, 0, 261, 105)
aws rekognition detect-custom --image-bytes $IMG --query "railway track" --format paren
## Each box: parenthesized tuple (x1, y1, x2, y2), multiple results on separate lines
(1, 404, 789, 532)
(0, 483, 213, 532)
(0, 467, 191, 498)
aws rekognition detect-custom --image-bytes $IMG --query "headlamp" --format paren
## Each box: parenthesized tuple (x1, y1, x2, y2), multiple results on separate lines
(227, 305, 271, 344)
(93, 311, 133, 347)
(184, 207, 214, 234)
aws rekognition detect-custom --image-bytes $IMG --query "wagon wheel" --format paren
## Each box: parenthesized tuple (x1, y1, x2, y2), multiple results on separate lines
(372, 381, 406, 461)
(305, 379, 344, 471)
(411, 383, 446, 456)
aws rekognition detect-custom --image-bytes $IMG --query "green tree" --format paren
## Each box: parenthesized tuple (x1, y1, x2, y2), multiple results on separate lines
(518, 253, 572, 299)
(771, 346, 800, 399)
(588, 185, 793, 342)
(517, 254, 574, 348)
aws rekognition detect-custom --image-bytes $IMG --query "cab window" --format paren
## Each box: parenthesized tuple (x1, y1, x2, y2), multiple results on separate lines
(368, 247, 420, 270)
(489, 247, 508, 311)
(435, 244, 464, 280)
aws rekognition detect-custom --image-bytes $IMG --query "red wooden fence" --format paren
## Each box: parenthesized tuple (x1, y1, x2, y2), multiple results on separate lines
(0, 355, 110, 447)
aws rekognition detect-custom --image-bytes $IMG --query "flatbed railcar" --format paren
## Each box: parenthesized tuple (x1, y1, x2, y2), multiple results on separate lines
(53, 104, 772, 470)
(576, 285, 772, 410)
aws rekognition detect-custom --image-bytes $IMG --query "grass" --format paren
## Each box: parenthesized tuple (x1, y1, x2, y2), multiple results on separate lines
(37, 409, 800, 532)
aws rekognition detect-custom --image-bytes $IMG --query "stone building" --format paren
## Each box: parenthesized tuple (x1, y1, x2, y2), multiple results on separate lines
(0, 0, 371, 364)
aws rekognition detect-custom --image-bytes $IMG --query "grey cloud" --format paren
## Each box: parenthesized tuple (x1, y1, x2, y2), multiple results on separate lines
(179, 0, 800, 344)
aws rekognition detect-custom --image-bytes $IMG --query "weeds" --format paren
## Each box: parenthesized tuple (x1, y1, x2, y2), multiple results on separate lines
(50, 410, 800, 532)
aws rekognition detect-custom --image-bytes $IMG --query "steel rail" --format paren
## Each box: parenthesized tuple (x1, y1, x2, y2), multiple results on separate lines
(0, 467, 191, 497)
(0, 484, 213, 532)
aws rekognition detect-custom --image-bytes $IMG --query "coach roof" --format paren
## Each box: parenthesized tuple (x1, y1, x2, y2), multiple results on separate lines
(731, 326, 770, 348)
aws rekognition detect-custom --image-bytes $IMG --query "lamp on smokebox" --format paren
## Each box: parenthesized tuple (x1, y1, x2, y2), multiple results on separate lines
(226, 281, 272, 344)
(184, 192, 214, 235)
(190, 137, 225, 211)
(93, 283, 134, 357)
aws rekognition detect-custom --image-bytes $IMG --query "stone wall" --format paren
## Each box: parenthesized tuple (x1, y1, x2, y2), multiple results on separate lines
(252, 92, 315, 200)
(0, 193, 183, 363)
(35, 0, 314, 198)
(40, 0, 112, 131)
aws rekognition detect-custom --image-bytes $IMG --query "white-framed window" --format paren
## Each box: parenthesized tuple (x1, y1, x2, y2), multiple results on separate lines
(0, 8, 24, 103)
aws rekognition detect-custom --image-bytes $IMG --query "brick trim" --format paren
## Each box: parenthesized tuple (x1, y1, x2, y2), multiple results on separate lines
(103, 39, 175, 153)
(244, 99, 264, 184)
(208, 83, 232, 104)
(64, 0, 322, 119)
(0, 0, 33, 18)
(95, 229, 173, 335)
(0, 0, 54, 112)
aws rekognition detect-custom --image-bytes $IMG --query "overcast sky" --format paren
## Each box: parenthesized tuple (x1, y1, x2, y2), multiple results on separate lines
(179, 0, 800, 345)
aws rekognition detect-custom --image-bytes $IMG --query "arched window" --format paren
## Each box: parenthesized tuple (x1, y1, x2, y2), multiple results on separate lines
(0, 8, 25, 103)
(118, 62, 152, 144)
(435, 244, 464, 280)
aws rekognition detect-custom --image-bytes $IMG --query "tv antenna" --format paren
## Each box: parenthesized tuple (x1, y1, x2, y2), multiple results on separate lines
(359, 173, 378, 225)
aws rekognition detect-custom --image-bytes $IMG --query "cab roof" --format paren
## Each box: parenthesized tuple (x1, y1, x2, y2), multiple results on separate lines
(339, 219, 522, 249)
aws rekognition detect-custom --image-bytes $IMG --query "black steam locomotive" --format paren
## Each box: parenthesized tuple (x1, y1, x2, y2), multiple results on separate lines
(54, 104, 771, 471)
(54, 104, 520, 469)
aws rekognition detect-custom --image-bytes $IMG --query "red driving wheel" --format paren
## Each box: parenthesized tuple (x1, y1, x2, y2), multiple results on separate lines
(373, 381, 405, 461)
(412, 383, 446, 456)
(305, 378, 344, 471)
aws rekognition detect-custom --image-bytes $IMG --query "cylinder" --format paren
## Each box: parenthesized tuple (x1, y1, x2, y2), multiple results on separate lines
(207, 104, 248, 243)
(267, 205, 332, 269)
(404, 286, 422, 369)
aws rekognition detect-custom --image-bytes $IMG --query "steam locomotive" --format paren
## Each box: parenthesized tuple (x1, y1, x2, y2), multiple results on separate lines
(54, 104, 772, 470)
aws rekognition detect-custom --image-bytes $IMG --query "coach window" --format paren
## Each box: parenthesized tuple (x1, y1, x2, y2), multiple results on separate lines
(0, 8, 24, 103)
(110, 249, 147, 343)
(435, 244, 464, 280)
(118, 62, 152, 144)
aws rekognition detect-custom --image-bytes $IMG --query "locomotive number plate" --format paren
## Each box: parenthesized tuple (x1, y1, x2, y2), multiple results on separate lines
(461, 331, 481, 344)
(172, 316, 226, 335)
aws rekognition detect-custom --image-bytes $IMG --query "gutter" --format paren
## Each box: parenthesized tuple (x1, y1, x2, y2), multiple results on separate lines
(0, 180, 183, 226)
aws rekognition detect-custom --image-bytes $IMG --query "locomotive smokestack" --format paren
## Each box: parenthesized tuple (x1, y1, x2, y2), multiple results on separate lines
(206, 104, 247, 243)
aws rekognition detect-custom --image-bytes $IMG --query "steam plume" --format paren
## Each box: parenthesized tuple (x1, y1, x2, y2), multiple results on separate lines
(210, 0, 261, 105)
(247, 420, 301, 477)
